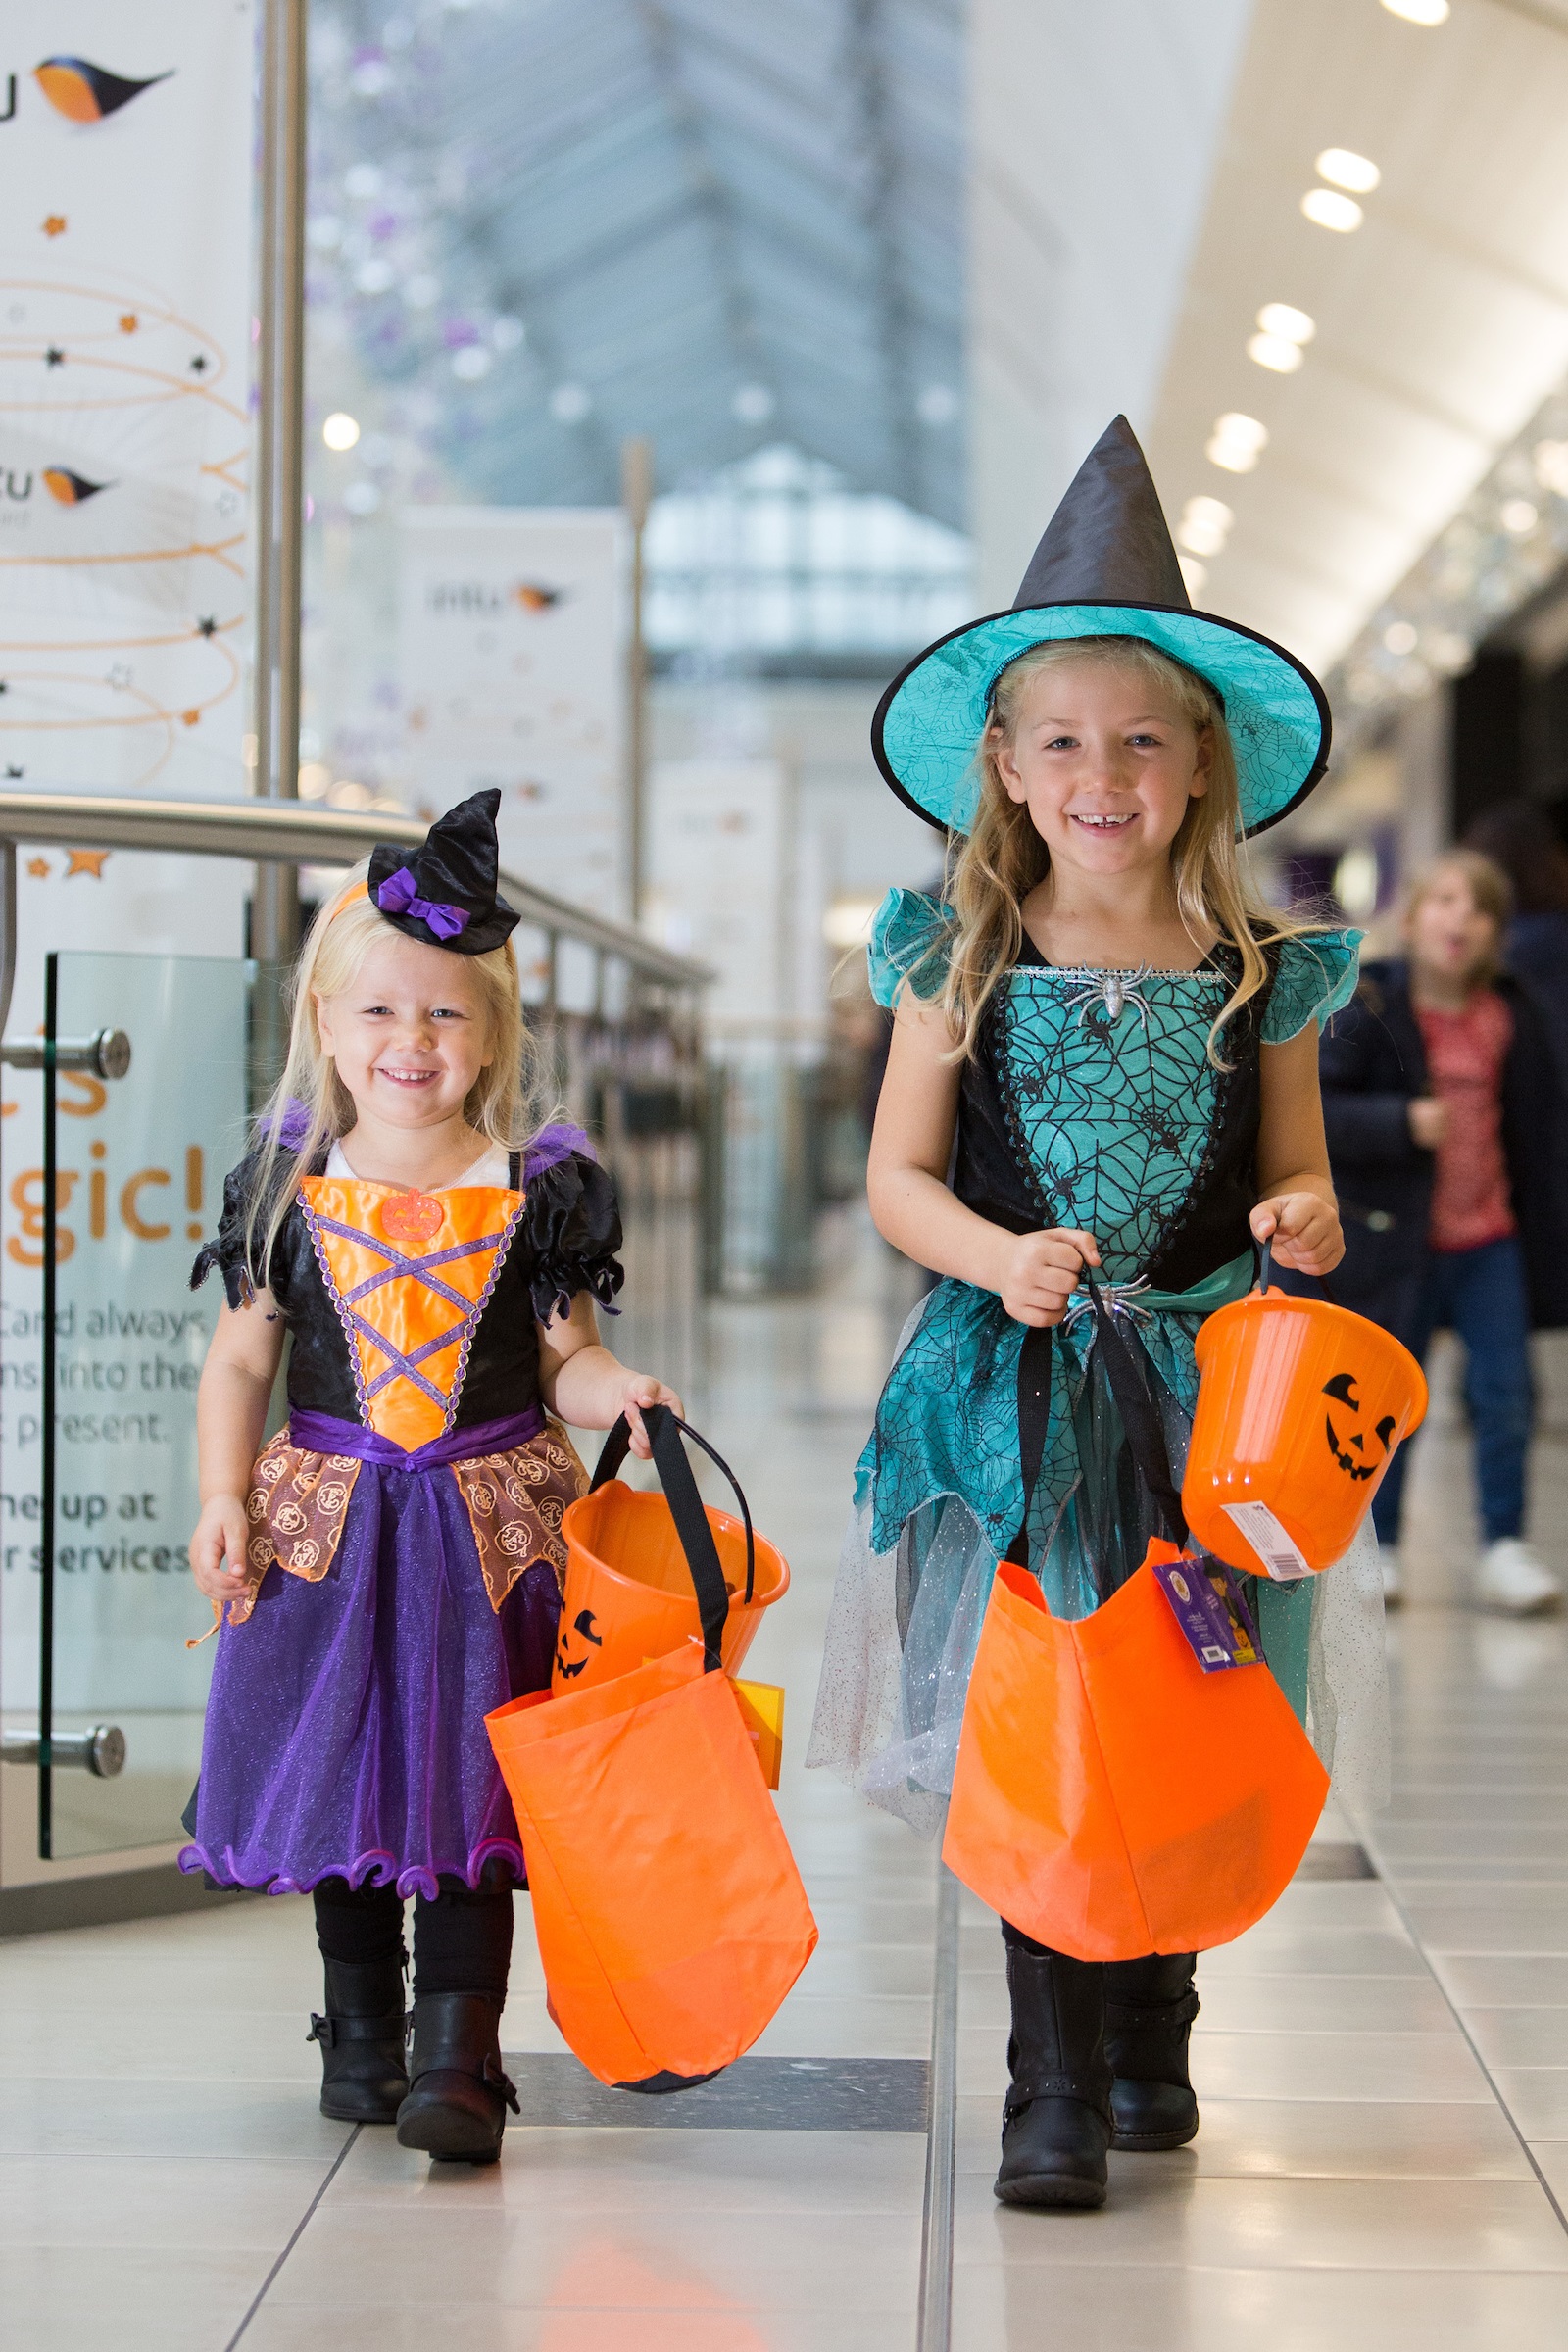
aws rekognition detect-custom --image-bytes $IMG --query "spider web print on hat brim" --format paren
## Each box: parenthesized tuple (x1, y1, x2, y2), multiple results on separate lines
(873, 600, 1330, 843)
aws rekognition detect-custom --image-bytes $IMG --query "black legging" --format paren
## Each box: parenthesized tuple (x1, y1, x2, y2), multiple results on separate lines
(314, 1866, 514, 2002)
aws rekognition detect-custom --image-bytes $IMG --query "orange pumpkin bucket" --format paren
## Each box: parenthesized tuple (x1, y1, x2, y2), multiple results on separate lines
(553, 1413, 790, 1692)
(1183, 1247, 1428, 1581)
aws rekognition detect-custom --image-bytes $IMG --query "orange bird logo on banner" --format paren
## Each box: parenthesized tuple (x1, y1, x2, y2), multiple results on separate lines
(41, 468, 111, 508)
(33, 58, 173, 124)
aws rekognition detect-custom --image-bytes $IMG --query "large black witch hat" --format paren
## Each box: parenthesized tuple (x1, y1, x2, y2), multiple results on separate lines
(872, 416, 1329, 839)
(367, 789, 519, 955)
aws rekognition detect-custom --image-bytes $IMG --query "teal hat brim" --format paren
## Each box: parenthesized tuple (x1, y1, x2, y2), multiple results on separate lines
(872, 601, 1330, 839)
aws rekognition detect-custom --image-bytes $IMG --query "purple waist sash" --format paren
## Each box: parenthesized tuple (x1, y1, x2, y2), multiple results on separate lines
(286, 1405, 547, 1472)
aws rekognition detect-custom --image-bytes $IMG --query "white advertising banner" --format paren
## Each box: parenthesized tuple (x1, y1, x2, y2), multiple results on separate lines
(0, 3, 255, 803)
(400, 508, 628, 921)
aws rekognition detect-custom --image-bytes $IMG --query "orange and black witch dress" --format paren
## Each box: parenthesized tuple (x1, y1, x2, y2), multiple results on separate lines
(178, 1119, 621, 1900)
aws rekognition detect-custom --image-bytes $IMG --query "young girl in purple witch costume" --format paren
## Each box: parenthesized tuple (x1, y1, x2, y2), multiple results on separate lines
(180, 791, 681, 2165)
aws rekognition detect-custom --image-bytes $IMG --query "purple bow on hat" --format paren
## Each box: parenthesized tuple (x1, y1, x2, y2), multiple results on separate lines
(375, 866, 470, 940)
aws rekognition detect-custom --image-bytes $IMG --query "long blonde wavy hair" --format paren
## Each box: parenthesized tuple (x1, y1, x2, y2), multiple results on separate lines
(244, 858, 544, 1281)
(933, 635, 1314, 1064)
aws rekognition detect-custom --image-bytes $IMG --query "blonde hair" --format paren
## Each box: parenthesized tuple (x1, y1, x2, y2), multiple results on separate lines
(244, 858, 541, 1282)
(931, 635, 1316, 1064)
(1404, 847, 1513, 982)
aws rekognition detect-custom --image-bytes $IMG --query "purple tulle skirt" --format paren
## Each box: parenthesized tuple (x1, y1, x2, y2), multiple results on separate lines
(179, 1430, 562, 1902)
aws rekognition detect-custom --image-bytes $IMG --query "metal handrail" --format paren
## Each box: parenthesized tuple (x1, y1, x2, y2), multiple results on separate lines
(0, 791, 709, 987)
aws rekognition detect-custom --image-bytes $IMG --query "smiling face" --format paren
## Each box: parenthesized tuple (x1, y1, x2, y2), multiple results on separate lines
(1405, 863, 1499, 990)
(314, 929, 493, 1132)
(992, 656, 1212, 878)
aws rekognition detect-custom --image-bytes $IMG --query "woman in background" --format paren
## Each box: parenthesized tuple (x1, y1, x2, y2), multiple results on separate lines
(1312, 850, 1568, 1612)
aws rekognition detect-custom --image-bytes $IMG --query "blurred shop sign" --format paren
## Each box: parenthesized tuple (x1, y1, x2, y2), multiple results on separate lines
(0, 4, 255, 803)
(400, 508, 629, 922)
(644, 760, 787, 1028)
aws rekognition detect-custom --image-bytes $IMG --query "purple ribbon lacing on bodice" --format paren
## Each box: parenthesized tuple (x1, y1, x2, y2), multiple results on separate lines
(287, 1405, 545, 1470)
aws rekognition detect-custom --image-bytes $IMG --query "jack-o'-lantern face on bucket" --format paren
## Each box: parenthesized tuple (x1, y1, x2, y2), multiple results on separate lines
(1322, 1372, 1397, 1484)
(555, 1606, 604, 1681)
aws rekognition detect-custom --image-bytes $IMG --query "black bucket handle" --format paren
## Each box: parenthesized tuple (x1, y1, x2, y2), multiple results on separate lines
(588, 1406, 758, 1666)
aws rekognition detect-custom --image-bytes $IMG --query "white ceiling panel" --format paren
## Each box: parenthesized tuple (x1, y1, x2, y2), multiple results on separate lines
(1147, 0, 1568, 671)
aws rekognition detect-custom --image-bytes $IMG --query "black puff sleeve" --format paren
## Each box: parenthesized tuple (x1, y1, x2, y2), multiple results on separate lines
(522, 1150, 625, 1324)
(189, 1149, 294, 1309)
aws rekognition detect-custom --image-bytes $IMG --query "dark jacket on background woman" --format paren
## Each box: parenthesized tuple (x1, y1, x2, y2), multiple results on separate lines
(1306, 958, 1568, 1339)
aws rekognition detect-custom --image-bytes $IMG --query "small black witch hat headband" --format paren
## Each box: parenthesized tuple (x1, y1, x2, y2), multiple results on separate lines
(331, 788, 520, 955)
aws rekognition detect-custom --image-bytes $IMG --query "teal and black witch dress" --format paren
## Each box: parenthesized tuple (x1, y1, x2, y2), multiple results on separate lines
(807, 890, 1390, 1834)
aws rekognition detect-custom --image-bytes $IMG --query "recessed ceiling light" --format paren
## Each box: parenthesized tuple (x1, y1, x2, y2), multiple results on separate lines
(1248, 332, 1304, 374)
(1257, 303, 1315, 345)
(1177, 496, 1234, 558)
(1302, 188, 1364, 233)
(1381, 0, 1448, 22)
(321, 411, 360, 451)
(1205, 415, 1267, 476)
(1383, 621, 1418, 656)
(1316, 148, 1380, 194)
(1502, 499, 1540, 535)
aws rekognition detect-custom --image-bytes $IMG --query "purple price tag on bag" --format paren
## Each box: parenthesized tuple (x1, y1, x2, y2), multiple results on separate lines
(1152, 1552, 1261, 1673)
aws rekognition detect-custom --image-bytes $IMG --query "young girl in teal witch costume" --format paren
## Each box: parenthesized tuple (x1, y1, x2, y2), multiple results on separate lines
(808, 419, 1389, 2211)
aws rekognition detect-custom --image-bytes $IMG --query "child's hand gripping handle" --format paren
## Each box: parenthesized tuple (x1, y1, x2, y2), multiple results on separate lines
(1008, 1271, 1190, 1567)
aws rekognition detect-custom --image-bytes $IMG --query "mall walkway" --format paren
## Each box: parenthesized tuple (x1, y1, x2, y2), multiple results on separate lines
(5, 1232, 1568, 2349)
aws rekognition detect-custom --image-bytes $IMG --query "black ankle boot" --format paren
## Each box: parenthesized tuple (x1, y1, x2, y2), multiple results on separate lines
(994, 1930, 1112, 2210)
(396, 1993, 519, 2165)
(1104, 1952, 1200, 2151)
(309, 1955, 409, 2125)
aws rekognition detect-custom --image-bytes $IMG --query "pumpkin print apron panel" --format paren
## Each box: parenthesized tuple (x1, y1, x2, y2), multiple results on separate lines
(240, 1416, 586, 1619)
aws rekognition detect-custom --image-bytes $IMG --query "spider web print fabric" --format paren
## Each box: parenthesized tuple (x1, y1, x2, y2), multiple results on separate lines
(860, 951, 1239, 1564)
(994, 961, 1234, 1283)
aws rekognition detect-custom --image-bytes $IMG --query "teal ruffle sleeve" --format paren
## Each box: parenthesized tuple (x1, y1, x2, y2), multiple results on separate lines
(866, 887, 957, 1009)
(1261, 928, 1363, 1043)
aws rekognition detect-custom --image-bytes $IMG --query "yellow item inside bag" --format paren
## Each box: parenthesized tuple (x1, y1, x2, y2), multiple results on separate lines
(732, 1679, 785, 1790)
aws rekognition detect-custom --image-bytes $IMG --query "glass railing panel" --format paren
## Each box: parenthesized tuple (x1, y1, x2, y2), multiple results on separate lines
(38, 951, 251, 1859)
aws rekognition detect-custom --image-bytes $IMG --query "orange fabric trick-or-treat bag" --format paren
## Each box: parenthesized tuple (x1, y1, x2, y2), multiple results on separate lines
(942, 1541, 1328, 1962)
(486, 1408, 817, 2091)
(941, 1282, 1329, 1963)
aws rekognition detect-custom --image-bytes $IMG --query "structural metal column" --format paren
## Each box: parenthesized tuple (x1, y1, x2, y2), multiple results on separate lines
(253, 0, 309, 972)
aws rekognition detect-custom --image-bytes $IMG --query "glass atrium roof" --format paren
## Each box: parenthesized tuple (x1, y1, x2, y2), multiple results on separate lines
(309, 0, 966, 533)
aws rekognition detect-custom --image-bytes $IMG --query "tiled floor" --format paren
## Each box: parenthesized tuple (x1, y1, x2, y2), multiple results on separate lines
(5, 1257, 1568, 2348)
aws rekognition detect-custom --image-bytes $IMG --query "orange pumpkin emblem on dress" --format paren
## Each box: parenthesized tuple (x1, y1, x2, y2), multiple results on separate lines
(379, 1191, 445, 1248)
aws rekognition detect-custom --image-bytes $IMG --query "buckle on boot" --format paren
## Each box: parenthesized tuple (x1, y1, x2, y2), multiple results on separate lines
(1006, 2067, 1111, 2114)
(1105, 1988, 1200, 2033)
